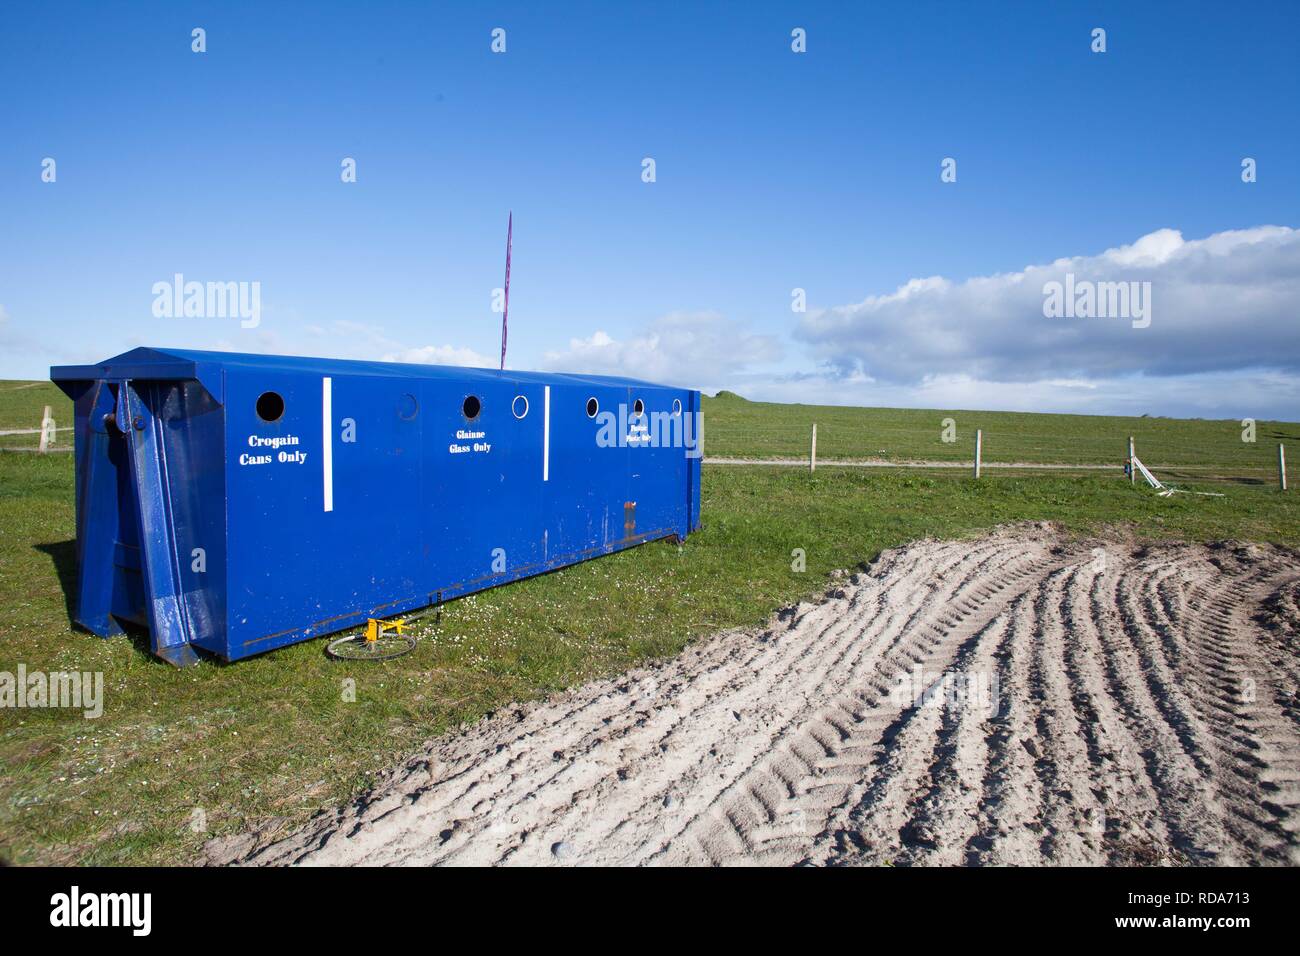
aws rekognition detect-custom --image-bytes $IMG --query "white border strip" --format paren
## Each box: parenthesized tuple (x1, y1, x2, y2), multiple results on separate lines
(322, 376, 334, 512)
(543, 385, 550, 482)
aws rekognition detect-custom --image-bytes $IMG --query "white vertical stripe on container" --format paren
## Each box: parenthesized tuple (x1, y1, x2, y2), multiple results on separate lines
(322, 377, 334, 512)
(543, 385, 550, 482)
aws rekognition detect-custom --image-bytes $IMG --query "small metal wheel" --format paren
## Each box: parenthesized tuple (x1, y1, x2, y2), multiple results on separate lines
(326, 631, 415, 661)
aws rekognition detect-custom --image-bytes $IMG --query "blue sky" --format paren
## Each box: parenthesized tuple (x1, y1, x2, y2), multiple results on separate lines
(2, 1, 1298, 417)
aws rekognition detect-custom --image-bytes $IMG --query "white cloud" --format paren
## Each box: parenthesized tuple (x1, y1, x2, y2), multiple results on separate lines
(383, 344, 495, 368)
(530, 226, 1300, 418)
(514, 229, 1300, 417)
(217, 321, 496, 369)
(541, 311, 782, 389)
(734, 368, 1300, 420)
(796, 225, 1300, 384)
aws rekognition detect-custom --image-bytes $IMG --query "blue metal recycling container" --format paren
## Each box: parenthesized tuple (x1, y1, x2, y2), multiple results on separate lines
(50, 348, 703, 666)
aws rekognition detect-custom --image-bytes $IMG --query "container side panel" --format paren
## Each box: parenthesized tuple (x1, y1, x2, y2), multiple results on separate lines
(422, 379, 545, 595)
(223, 370, 423, 657)
(689, 389, 703, 532)
(546, 383, 634, 560)
(626, 385, 693, 541)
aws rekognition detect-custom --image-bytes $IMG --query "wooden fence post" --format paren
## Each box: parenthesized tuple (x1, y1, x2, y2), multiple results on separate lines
(974, 429, 982, 479)
(810, 423, 817, 473)
(1128, 436, 1135, 484)
(38, 405, 54, 454)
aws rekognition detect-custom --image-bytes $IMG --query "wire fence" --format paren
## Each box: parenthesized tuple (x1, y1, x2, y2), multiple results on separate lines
(704, 412, 1298, 484)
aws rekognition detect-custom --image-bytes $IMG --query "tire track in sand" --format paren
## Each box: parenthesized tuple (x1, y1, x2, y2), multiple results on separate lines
(209, 527, 1300, 867)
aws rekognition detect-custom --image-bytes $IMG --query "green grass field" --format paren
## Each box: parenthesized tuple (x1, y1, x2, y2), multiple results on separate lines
(2, 379, 1298, 864)
(703, 390, 1298, 478)
(0, 381, 71, 450)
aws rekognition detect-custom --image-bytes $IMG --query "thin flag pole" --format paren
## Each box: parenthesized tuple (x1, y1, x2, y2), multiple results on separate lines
(500, 212, 512, 371)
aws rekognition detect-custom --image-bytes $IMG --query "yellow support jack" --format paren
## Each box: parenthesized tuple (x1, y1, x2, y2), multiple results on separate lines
(327, 615, 416, 661)
(365, 617, 407, 643)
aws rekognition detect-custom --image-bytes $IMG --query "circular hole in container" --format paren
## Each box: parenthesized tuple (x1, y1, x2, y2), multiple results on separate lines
(586, 397, 599, 418)
(672, 398, 683, 416)
(462, 395, 482, 420)
(633, 398, 645, 417)
(512, 395, 529, 419)
(256, 391, 285, 423)
(398, 393, 419, 420)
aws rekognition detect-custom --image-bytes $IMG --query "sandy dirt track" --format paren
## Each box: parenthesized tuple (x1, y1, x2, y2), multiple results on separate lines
(212, 525, 1300, 866)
